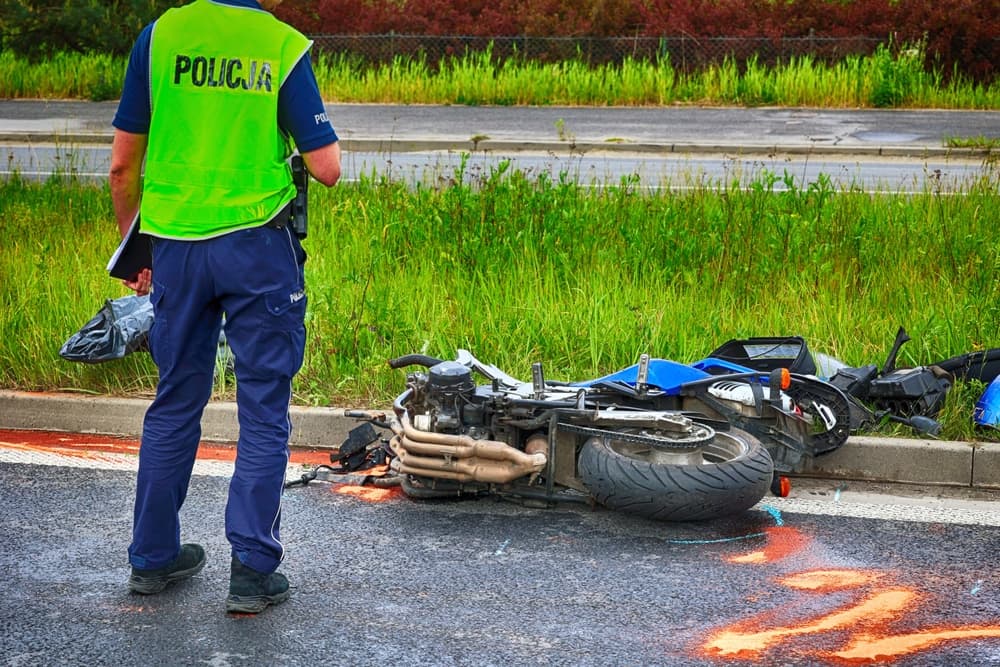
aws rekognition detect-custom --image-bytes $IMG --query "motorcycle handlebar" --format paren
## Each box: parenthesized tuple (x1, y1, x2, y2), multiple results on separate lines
(388, 354, 447, 369)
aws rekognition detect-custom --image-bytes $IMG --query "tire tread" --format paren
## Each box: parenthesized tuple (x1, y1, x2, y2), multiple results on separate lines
(578, 429, 773, 521)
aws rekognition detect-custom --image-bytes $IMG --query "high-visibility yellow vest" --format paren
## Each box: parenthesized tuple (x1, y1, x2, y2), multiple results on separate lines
(141, 0, 311, 239)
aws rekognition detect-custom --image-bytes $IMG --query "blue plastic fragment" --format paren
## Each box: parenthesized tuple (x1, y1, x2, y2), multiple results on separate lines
(974, 376, 1000, 428)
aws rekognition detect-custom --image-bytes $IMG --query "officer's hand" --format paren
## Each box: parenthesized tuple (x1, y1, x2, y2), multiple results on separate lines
(124, 268, 152, 296)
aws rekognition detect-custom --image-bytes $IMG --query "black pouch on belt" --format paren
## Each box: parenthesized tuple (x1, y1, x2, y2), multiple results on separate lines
(290, 154, 308, 239)
(265, 155, 308, 239)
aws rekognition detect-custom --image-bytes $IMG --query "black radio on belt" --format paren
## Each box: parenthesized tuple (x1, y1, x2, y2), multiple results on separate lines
(290, 154, 309, 239)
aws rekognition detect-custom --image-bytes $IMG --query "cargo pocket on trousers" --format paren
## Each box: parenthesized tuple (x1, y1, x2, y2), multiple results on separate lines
(249, 287, 307, 378)
(263, 287, 307, 331)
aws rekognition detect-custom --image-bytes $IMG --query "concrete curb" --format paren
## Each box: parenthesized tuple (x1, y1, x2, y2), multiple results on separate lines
(2, 390, 996, 490)
(0, 131, 991, 160)
(794, 436, 982, 488)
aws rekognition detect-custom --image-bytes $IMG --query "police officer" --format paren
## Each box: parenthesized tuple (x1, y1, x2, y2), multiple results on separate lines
(109, 0, 341, 614)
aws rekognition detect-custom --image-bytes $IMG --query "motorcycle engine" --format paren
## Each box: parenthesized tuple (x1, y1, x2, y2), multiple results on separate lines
(412, 361, 477, 434)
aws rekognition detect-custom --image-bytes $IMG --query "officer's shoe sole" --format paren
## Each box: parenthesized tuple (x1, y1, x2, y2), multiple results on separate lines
(225, 589, 291, 614)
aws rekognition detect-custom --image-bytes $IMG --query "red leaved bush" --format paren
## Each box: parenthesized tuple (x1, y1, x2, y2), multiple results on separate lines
(278, 0, 998, 79)
(280, 0, 998, 39)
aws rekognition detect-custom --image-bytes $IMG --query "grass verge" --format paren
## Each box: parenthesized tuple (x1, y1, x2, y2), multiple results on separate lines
(1, 163, 998, 442)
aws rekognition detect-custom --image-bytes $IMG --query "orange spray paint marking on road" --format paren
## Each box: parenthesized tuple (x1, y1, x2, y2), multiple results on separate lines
(832, 626, 1000, 662)
(333, 484, 404, 503)
(0, 428, 333, 465)
(1, 429, 141, 453)
(782, 569, 883, 591)
(726, 526, 809, 564)
(701, 508, 1000, 664)
(704, 589, 916, 659)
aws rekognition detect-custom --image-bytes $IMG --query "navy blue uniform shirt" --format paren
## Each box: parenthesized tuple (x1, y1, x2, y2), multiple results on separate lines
(113, 0, 338, 152)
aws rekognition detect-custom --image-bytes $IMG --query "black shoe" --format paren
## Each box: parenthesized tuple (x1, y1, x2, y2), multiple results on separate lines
(226, 556, 290, 614)
(128, 543, 206, 595)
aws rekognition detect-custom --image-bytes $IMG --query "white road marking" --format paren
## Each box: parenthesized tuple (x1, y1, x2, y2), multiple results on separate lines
(759, 484, 1000, 527)
(0, 445, 308, 481)
(3, 445, 998, 526)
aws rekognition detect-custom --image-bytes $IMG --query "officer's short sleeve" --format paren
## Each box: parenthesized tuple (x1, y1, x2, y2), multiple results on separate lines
(112, 23, 154, 134)
(278, 54, 338, 153)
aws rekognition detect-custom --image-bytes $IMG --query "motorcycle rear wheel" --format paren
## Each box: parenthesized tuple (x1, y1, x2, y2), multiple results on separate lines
(578, 427, 773, 521)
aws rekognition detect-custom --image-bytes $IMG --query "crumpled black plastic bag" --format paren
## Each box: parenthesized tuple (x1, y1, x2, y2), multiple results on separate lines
(59, 295, 153, 363)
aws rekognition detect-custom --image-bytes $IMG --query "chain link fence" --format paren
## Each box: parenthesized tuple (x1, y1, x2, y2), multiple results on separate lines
(311, 34, 998, 81)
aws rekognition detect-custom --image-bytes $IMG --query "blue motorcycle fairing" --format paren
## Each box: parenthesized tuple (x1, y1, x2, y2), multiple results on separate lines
(572, 359, 713, 395)
(690, 357, 758, 375)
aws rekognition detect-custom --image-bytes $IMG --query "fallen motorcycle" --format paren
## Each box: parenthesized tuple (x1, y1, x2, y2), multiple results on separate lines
(335, 349, 851, 521)
(582, 352, 852, 475)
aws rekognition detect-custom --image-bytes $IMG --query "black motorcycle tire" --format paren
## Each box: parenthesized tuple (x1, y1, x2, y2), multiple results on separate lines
(577, 427, 773, 521)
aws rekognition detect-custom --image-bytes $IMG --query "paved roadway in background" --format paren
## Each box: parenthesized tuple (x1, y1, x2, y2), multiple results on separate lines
(1, 101, 998, 192)
(3, 142, 990, 193)
(2, 430, 1000, 667)
(2, 100, 999, 152)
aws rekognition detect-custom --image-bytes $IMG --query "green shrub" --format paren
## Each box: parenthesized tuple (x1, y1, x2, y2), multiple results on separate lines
(869, 41, 937, 107)
(0, 0, 177, 59)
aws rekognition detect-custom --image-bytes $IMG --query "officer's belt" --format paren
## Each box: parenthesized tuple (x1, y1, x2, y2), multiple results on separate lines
(264, 202, 294, 230)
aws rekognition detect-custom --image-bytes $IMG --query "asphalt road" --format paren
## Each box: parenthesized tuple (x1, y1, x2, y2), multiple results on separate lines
(2, 431, 1000, 667)
(2, 101, 999, 154)
(5, 142, 990, 193)
(3, 101, 997, 192)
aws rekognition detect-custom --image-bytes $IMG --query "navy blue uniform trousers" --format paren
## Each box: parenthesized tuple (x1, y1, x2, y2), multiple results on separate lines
(129, 223, 306, 574)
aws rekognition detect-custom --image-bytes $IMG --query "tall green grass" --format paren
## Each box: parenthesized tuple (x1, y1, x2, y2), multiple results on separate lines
(0, 177, 159, 394)
(1, 44, 997, 108)
(2, 166, 998, 441)
(313, 44, 1000, 108)
(0, 51, 122, 101)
